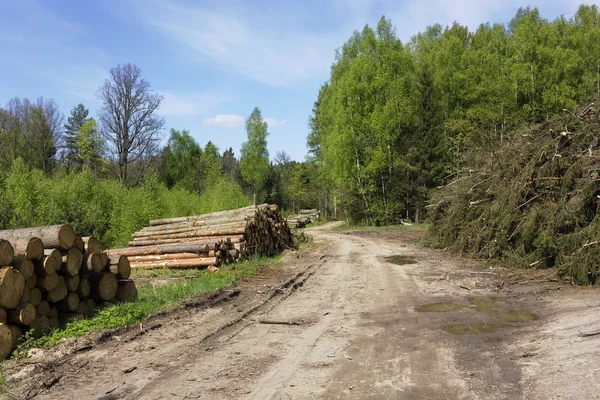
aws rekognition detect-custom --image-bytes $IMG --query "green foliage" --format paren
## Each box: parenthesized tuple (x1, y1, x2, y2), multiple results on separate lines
(165, 129, 203, 191)
(240, 107, 270, 203)
(64, 103, 90, 169)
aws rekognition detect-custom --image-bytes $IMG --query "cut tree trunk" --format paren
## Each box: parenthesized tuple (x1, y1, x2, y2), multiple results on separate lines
(58, 293, 80, 313)
(148, 205, 260, 226)
(116, 280, 138, 302)
(29, 288, 42, 307)
(128, 253, 202, 263)
(46, 276, 67, 302)
(20, 286, 30, 304)
(61, 248, 82, 277)
(106, 242, 215, 258)
(82, 236, 102, 254)
(29, 315, 50, 338)
(25, 274, 37, 290)
(130, 257, 218, 270)
(0, 323, 13, 359)
(8, 325, 22, 350)
(3, 237, 43, 261)
(36, 273, 58, 293)
(72, 235, 84, 252)
(0, 267, 25, 309)
(64, 275, 80, 292)
(109, 256, 131, 280)
(36, 300, 50, 317)
(8, 302, 36, 325)
(130, 225, 246, 242)
(81, 253, 105, 273)
(76, 301, 88, 317)
(11, 258, 33, 280)
(34, 256, 57, 276)
(44, 249, 62, 269)
(89, 272, 118, 302)
(77, 276, 90, 299)
(0, 240, 14, 267)
(0, 225, 75, 251)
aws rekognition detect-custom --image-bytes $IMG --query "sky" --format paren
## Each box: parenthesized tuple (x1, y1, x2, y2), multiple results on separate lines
(0, 0, 597, 162)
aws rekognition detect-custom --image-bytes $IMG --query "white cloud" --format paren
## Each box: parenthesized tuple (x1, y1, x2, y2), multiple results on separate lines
(265, 118, 287, 127)
(159, 92, 230, 117)
(203, 114, 245, 128)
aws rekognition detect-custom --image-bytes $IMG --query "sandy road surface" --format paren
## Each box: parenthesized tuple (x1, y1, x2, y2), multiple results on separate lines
(8, 222, 600, 399)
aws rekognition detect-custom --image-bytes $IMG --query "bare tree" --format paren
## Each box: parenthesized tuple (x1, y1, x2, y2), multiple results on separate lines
(97, 63, 164, 184)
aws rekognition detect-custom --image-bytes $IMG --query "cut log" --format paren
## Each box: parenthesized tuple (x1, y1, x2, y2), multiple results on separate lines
(0, 225, 75, 251)
(8, 302, 36, 325)
(127, 236, 242, 247)
(20, 286, 30, 304)
(82, 236, 102, 254)
(46, 276, 67, 302)
(64, 275, 80, 292)
(61, 248, 82, 277)
(36, 273, 58, 293)
(36, 300, 50, 317)
(109, 255, 131, 280)
(43, 249, 62, 268)
(130, 257, 218, 270)
(0, 240, 14, 266)
(89, 272, 118, 302)
(132, 221, 248, 239)
(11, 257, 33, 280)
(2, 237, 43, 261)
(116, 280, 138, 303)
(128, 253, 204, 263)
(29, 315, 50, 338)
(76, 301, 89, 317)
(58, 292, 80, 313)
(99, 252, 109, 270)
(0, 308, 6, 324)
(48, 306, 58, 319)
(130, 225, 246, 242)
(72, 235, 84, 252)
(0, 267, 25, 309)
(106, 242, 215, 258)
(81, 253, 105, 273)
(149, 205, 260, 226)
(25, 273, 37, 290)
(29, 288, 42, 306)
(77, 276, 90, 299)
(0, 324, 13, 359)
(34, 255, 57, 276)
(8, 324, 22, 350)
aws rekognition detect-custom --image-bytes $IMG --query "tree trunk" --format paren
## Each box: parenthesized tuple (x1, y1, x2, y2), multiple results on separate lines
(46, 276, 67, 302)
(64, 275, 80, 292)
(0, 267, 25, 309)
(29, 288, 42, 307)
(116, 280, 138, 303)
(36, 300, 50, 317)
(77, 276, 90, 299)
(44, 249, 62, 269)
(8, 303, 36, 325)
(130, 257, 218, 270)
(148, 205, 260, 226)
(109, 255, 131, 280)
(0, 324, 14, 359)
(130, 225, 246, 242)
(72, 235, 84, 252)
(58, 292, 80, 313)
(3, 237, 43, 261)
(82, 236, 102, 254)
(34, 256, 57, 276)
(0, 240, 14, 267)
(81, 253, 105, 273)
(89, 272, 118, 302)
(0, 225, 75, 251)
(11, 258, 33, 280)
(106, 242, 216, 258)
(61, 248, 82, 277)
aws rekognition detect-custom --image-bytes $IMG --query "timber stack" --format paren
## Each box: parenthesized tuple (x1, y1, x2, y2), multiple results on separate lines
(108, 204, 294, 271)
(0, 224, 137, 358)
(287, 209, 319, 228)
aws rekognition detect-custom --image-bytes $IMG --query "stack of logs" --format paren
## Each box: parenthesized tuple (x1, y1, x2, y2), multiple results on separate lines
(287, 209, 319, 228)
(107, 204, 294, 271)
(0, 224, 137, 358)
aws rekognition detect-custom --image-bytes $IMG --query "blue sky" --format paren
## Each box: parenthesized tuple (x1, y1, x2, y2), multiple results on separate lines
(0, 0, 596, 161)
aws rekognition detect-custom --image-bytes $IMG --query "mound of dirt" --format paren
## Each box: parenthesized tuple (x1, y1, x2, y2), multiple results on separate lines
(428, 102, 600, 284)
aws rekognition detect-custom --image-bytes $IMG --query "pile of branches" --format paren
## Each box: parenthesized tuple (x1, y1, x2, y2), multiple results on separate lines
(0, 225, 135, 358)
(110, 204, 294, 271)
(429, 103, 600, 284)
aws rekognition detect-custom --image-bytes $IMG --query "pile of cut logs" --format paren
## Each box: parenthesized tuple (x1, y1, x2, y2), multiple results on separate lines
(0, 224, 136, 358)
(107, 204, 294, 271)
(287, 209, 319, 228)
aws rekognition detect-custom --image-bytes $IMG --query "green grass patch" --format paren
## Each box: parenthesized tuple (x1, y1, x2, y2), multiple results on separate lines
(331, 222, 431, 232)
(14, 255, 281, 356)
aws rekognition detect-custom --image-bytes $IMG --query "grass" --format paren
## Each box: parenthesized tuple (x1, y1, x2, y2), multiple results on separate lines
(331, 222, 431, 232)
(14, 255, 282, 356)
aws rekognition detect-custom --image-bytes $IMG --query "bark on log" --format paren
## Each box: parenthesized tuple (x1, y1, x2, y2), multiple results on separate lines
(106, 242, 214, 257)
(77, 276, 90, 299)
(25, 273, 37, 290)
(109, 256, 131, 280)
(130, 257, 218, 270)
(89, 272, 118, 302)
(36, 273, 58, 293)
(0, 324, 13, 359)
(64, 275, 80, 292)
(0, 267, 25, 309)
(46, 276, 67, 302)
(29, 288, 42, 307)
(34, 255, 57, 276)
(29, 315, 50, 338)
(2, 237, 43, 261)
(127, 237, 237, 247)
(116, 280, 138, 303)
(0, 240, 13, 267)
(148, 205, 260, 226)
(130, 226, 246, 242)
(132, 221, 248, 239)
(36, 300, 50, 317)
(0, 225, 75, 251)
(58, 293, 80, 313)
(8, 302, 36, 325)
(72, 235, 84, 252)
(128, 253, 202, 262)
(61, 248, 82, 277)
(11, 258, 33, 280)
(81, 253, 105, 273)
(44, 249, 62, 268)
(82, 236, 102, 254)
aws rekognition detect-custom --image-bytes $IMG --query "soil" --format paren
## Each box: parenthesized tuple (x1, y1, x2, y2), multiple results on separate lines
(5, 222, 600, 399)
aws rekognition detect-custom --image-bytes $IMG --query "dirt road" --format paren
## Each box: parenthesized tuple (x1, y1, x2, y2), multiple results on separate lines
(8, 222, 600, 399)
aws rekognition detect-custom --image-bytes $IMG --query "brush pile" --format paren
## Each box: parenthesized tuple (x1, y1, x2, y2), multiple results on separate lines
(429, 103, 600, 284)
(287, 209, 319, 228)
(108, 204, 294, 271)
(0, 224, 136, 358)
